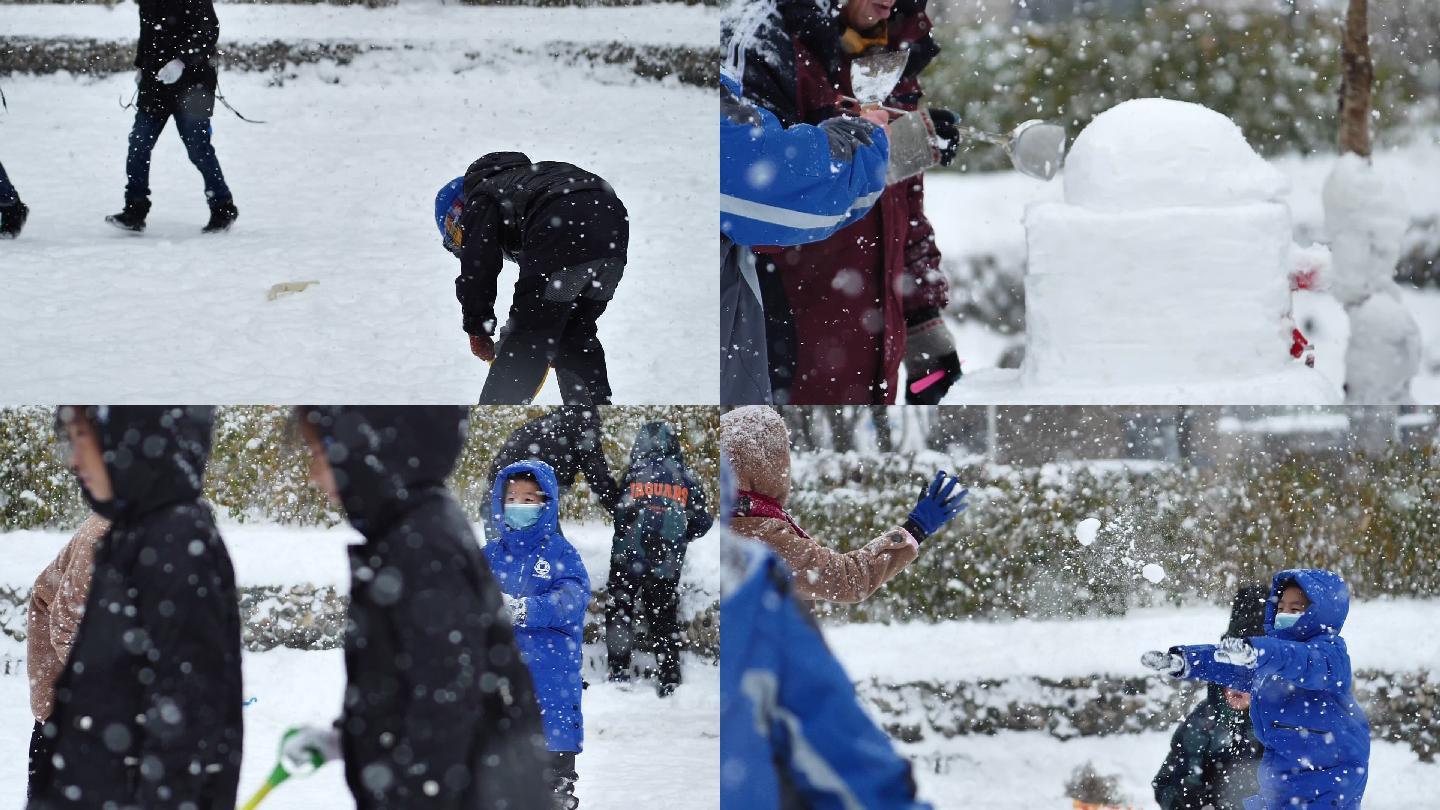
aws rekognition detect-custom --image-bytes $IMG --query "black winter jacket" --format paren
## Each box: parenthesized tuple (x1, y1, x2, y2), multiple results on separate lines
(303, 406, 552, 810)
(455, 152, 618, 336)
(30, 406, 243, 810)
(488, 407, 622, 516)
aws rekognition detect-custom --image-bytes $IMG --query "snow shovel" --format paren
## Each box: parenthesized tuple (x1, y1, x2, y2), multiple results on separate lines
(239, 728, 330, 810)
(955, 119, 1067, 181)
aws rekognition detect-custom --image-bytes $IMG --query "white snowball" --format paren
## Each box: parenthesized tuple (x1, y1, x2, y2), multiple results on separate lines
(1075, 517, 1101, 546)
(1142, 563, 1166, 584)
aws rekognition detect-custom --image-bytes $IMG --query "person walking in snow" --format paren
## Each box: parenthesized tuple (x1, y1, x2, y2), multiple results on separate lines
(487, 407, 622, 520)
(25, 514, 107, 800)
(287, 406, 552, 810)
(720, 406, 966, 603)
(106, 0, 237, 234)
(1143, 569, 1370, 810)
(725, 0, 963, 405)
(435, 153, 626, 405)
(606, 421, 713, 695)
(483, 460, 591, 809)
(1152, 584, 1267, 810)
(719, 457, 933, 810)
(0, 160, 29, 238)
(30, 406, 243, 810)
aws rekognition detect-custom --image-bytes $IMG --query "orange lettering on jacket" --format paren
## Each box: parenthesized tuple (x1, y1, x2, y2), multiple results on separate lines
(630, 482, 688, 507)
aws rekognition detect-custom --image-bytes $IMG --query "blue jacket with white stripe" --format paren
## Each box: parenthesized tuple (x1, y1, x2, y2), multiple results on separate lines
(720, 73, 889, 248)
(720, 73, 889, 403)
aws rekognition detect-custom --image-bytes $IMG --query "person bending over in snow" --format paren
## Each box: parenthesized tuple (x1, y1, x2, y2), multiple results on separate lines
(25, 514, 107, 800)
(1152, 584, 1267, 810)
(287, 406, 551, 810)
(720, 457, 933, 810)
(606, 421, 713, 695)
(436, 153, 626, 405)
(30, 406, 243, 810)
(0, 160, 29, 238)
(484, 461, 592, 810)
(720, 406, 966, 603)
(106, 0, 238, 234)
(1142, 569, 1370, 810)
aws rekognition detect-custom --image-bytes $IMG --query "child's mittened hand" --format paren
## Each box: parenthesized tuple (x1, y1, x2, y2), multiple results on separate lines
(1214, 637, 1258, 668)
(470, 334, 496, 362)
(279, 725, 342, 776)
(503, 594, 528, 626)
(907, 472, 969, 538)
(1141, 650, 1186, 676)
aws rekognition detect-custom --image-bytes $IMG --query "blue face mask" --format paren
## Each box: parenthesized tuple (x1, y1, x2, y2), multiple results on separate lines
(1274, 611, 1302, 630)
(503, 503, 544, 530)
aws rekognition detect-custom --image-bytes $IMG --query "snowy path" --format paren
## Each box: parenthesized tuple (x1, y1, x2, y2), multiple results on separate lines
(1, 2, 718, 48)
(899, 730, 1438, 809)
(0, 520, 719, 807)
(822, 607, 1440, 808)
(0, 31, 717, 403)
(0, 645, 718, 809)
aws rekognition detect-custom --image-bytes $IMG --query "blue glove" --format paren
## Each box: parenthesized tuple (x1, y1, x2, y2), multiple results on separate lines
(904, 471, 968, 542)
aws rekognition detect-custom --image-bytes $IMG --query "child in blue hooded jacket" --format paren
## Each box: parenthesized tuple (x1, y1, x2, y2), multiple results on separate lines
(1143, 569, 1370, 810)
(484, 459, 591, 810)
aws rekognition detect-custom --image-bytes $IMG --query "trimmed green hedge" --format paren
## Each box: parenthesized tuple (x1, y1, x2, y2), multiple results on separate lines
(0, 406, 719, 530)
(924, 5, 1438, 173)
(789, 446, 1440, 622)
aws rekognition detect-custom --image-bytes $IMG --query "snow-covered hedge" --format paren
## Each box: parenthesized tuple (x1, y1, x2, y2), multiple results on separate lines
(0, 406, 720, 530)
(788, 448, 1440, 622)
(858, 671, 1440, 761)
(0, 38, 716, 87)
(924, 5, 1437, 174)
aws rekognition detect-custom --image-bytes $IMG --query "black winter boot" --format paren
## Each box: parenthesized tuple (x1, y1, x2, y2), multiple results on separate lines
(0, 199, 28, 239)
(105, 199, 150, 233)
(203, 199, 238, 234)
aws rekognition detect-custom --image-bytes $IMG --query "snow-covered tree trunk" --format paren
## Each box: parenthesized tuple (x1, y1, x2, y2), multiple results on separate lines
(1326, 0, 1421, 405)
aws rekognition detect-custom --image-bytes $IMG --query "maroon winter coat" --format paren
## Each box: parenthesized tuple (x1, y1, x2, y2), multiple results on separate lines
(755, 10, 949, 404)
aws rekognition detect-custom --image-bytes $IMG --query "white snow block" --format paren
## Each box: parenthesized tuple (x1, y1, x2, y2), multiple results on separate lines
(1022, 202, 1294, 387)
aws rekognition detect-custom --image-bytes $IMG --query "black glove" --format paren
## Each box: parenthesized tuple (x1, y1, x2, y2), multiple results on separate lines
(904, 308, 961, 405)
(927, 107, 960, 167)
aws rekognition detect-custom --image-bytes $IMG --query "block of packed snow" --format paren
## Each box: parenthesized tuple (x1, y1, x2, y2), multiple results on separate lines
(1012, 98, 1335, 398)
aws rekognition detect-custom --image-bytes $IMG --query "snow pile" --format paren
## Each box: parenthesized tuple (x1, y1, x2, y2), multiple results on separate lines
(1324, 152, 1422, 403)
(947, 98, 1341, 404)
(1062, 98, 1287, 211)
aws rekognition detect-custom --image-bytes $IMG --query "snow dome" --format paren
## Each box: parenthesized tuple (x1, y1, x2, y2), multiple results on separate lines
(1063, 98, 1288, 211)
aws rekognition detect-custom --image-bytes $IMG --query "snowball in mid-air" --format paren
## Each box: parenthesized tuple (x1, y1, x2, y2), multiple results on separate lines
(1063, 98, 1287, 211)
(1142, 563, 1166, 584)
(1075, 517, 1101, 546)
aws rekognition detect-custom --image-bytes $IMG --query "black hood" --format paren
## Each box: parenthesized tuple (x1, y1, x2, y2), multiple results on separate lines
(467, 151, 533, 180)
(303, 406, 469, 537)
(66, 406, 214, 523)
(630, 421, 684, 466)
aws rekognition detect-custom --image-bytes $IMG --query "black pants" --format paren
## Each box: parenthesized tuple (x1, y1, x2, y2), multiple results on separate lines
(551, 751, 578, 810)
(28, 720, 51, 799)
(126, 66, 229, 204)
(605, 549, 686, 687)
(480, 194, 626, 405)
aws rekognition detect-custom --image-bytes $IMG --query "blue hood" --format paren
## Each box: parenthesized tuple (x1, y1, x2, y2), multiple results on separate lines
(1266, 568, 1349, 641)
(491, 459, 562, 548)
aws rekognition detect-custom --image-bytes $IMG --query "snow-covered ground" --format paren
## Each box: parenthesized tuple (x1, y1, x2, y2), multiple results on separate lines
(821, 602, 1440, 809)
(0, 3, 718, 403)
(0, 520, 720, 808)
(931, 129, 1440, 404)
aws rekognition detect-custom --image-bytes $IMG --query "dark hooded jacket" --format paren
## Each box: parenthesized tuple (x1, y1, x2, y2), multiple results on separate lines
(455, 152, 621, 336)
(29, 406, 242, 810)
(303, 406, 551, 810)
(134, 0, 221, 117)
(1172, 570, 1370, 810)
(1153, 585, 1267, 810)
(489, 408, 622, 516)
(613, 422, 713, 579)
